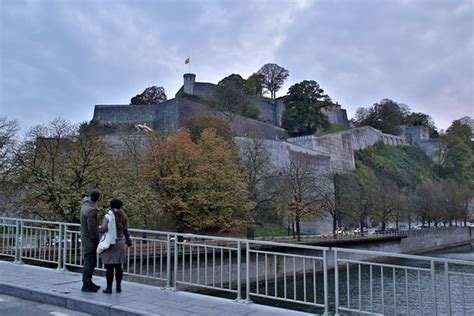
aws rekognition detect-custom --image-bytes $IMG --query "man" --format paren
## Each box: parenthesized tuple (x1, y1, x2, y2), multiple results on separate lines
(80, 189, 101, 292)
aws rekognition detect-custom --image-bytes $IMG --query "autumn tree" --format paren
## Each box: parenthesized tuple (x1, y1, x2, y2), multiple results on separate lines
(183, 116, 232, 143)
(143, 129, 253, 232)
(130, 86, 167, 105)
(15, 119, 113, 222)
(257, 63, 289, 99)
(281, 80, 332, 136)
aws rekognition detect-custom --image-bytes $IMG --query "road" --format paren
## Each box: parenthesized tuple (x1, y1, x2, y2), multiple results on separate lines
(0, 294, 90, 316)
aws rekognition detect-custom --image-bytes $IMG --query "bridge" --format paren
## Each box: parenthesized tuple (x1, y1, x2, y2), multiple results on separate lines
(1, 217, 473, 315)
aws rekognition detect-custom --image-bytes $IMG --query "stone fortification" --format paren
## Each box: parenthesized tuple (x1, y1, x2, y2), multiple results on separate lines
(234, 137, 330, 170)
(91, 97, 288, 140)
(287, 126, 406, 172)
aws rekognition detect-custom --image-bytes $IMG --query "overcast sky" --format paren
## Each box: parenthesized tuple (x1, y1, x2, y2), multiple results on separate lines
(1, 0, 473, 133)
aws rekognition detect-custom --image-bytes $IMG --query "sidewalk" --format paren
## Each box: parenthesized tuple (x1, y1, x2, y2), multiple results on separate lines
(0, 261, 314, 316)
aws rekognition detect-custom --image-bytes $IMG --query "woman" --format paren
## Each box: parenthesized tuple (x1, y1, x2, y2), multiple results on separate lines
(99, 198, 132, 293)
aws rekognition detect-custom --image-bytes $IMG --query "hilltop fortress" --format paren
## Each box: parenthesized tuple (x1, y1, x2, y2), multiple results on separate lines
(91, 73, 434, 173)
(89, 73, 438, 234)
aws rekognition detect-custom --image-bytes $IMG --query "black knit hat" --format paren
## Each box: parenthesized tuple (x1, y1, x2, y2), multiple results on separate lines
(90, 189, 101, 202)
(110, 198, 123, 210)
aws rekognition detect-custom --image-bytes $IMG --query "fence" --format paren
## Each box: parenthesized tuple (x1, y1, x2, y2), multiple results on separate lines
(1, 217, 473, 315)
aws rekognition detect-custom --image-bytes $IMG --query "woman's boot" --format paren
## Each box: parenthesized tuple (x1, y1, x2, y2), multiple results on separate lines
(103, 265, 113, 294)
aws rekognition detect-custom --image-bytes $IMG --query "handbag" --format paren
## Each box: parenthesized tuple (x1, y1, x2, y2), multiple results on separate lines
(97, 233, 111, 254)
(97, 211, 117, 254)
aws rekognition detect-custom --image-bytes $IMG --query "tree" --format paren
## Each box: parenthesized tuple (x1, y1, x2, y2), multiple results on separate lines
(238, 138, 282, 223)
(214, 83, 260, 120)
(338, 163, 379, 232)
(245, 73, 264, 96)
(282, 152, 323, 240)
(444, 119, 472, 148)
(183, 116, 232, 143)
(353, 99, 404, 135)
(281, 80, 332, 136)
(404, 112, 439, 137)
(257, 63, 289, 99)
(0, 117, 19, 180)
(15, 119, 113, 222)
(142, 129, 254, 232)
(218, 74, 246, 90)
(130, 86, 167, 105)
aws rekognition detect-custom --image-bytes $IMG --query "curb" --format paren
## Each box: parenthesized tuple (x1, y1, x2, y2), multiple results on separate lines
(0, 282, 156, 316)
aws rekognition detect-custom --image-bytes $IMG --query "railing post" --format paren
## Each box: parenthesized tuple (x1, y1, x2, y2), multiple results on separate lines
(236, 240, 242, 301)
(166, 234, 171, 289)
(14, 219, 20, 263)
(56, 223, 63, 270)
(334, 250, 339, 316)
(444, 262, 451, 315)
(173, 233, 178, 290)
(245, 241, 251, 303)
(431, 260, 437, 315)
(62, 223, 67, 271)
(16, 220, 23, 264)
(323, 249, 329, 316)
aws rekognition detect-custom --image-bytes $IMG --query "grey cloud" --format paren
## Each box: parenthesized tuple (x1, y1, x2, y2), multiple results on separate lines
(0, 0, 472, 132)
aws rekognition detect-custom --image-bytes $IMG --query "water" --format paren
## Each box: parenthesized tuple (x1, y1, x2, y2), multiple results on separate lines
(248, 243, 474, 315)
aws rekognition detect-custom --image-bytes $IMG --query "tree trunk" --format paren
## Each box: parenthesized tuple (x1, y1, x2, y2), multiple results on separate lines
(292, 221, 295, 239)
(381, 221, 386, 231)
(296, 216, 301, 241)
(332, 216, 337, 236)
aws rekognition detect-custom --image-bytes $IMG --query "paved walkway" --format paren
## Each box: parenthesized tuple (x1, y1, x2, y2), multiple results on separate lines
(0, 261, 313, 316)
(0, 293, 90, 316)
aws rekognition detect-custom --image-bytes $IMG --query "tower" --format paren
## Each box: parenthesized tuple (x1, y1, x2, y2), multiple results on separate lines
(183, 73, 196, 95)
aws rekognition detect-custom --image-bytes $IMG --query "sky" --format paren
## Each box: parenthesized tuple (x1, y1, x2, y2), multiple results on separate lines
(1, 0, 473, 133)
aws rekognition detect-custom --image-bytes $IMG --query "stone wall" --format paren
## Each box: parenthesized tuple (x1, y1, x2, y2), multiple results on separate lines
(287, 126, 406, 172)
(91, 100, 179, 132)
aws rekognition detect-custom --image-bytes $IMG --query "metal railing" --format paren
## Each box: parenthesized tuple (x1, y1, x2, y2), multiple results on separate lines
(333, 247, 474, 315)
(1, 217, 473, 315)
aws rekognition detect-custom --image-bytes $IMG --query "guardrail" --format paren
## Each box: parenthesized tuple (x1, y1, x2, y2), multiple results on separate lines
(333, 247, 474, 315)
(1, 217, 473, 315)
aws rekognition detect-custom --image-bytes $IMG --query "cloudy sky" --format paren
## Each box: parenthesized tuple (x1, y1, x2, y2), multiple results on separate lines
(1, 0, 473, 133)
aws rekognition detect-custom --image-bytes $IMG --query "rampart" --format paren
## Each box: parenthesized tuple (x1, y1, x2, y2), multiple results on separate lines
(287, 126, 406, 172)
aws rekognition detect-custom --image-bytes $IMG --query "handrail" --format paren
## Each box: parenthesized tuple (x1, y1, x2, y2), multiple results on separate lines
(1, 216, 473, 315)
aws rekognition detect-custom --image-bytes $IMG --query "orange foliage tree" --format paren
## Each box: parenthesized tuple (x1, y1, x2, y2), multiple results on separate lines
(143, 128, 254, 232)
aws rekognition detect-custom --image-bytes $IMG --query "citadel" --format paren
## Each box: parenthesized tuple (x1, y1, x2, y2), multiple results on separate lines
(91, 72, 435, 174)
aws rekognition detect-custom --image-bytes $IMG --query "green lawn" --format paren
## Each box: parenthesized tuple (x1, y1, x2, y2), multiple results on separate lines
(316, 124, 350, 136)
(255, 223, 288, 237)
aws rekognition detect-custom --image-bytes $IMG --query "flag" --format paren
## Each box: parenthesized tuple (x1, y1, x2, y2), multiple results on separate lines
(185, 58, 190, 64)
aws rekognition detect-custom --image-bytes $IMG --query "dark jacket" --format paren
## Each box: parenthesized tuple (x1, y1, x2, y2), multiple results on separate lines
(80, 200, 99, 254)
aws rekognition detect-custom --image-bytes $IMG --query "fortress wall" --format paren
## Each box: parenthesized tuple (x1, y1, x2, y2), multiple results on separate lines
(92, 101, 179, 131)
(193, 83, 217, 100)
(92, 105, 157, 126)
(234, 137, 331, 170)
(252, 97, 278, 125)
(287, 127, 407, 173)
(177, 99, 288, 140)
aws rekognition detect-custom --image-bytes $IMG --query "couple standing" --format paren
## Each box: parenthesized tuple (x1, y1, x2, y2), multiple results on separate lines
(80, 189, 132, 293)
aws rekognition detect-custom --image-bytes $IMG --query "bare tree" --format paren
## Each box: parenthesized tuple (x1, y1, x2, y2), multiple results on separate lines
(0, 116, 19, 180)
(238, 137, 281, 223)
(282, 152, 324, 240)
(257, 63, 289, 99)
